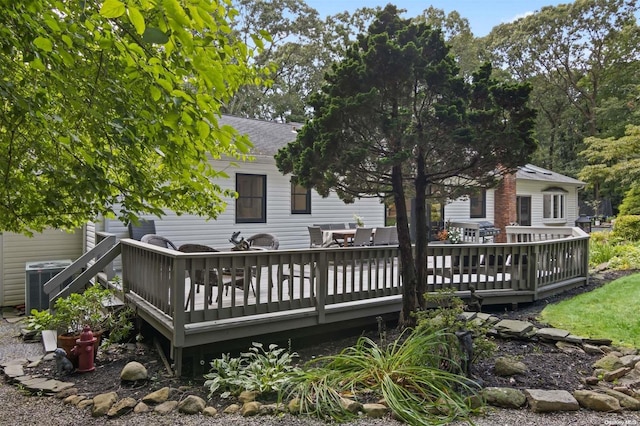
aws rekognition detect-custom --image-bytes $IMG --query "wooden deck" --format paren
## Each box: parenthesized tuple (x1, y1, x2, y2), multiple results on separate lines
(111, 226, 589, 375)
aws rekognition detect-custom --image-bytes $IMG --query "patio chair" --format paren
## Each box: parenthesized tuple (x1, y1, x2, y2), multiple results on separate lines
(178, 243, 220, 307)
(308, 226, 324, 248)
(348, 222, 358, 229)
(314, 223, 333, 231)
(372, 227, 392, 246)
(128, 219, 156, 241)
(246, 233, 279, 250)
(330, 223, 346, 230)
(351, 227, 373, 247)
(140, 234, 177, 250)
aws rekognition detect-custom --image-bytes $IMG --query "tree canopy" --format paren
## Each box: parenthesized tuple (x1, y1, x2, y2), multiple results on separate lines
(276, 5, 536, 324)
(0, 0, 264, 234)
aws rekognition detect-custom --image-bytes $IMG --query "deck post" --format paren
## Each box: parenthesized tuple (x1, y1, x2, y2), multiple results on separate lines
(172, 257, 187, 348)
(316, 251, 327, 324)
(529, 246, 539, 297)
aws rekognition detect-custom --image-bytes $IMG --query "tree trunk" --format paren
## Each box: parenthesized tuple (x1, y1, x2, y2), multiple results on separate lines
(414, 149, 428, 308)
(392, 165, 417, 327)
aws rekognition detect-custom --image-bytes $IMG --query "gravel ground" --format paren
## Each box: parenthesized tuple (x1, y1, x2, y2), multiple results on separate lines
(2, 310, 640, 425)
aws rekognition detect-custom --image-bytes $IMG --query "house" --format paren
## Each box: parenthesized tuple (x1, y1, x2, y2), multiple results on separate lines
(440, 164, 585, 241)
(91, 115, 387, 259)
(0, 228, 83, 308)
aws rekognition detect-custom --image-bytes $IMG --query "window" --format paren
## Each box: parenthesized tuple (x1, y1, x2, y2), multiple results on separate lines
(291, 181, 311, 214)
(236, 174, 266, 223)
(470, 189, 486, 218)
(542, 187, 567, 221)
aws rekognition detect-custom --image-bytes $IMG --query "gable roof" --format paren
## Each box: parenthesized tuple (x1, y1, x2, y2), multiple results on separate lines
(220, 115, 299, 156)
(516, 164, 584, 186)
(220, 115, 585, 187)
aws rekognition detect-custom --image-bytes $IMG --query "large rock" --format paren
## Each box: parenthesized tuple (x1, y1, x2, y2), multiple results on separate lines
(92, 392, 118, 417)
(154, 400, 178, 414)
(593, 354, 623, 371)
(599, 387, 640, 410)
(494, 357, 528, 376)
(120, 361, 148, 381)
(362, 403, 388, 418)
(241, 401, 261, 417)
(524, 389, 579, 413)
(481, 387, 526, 408)
(536, 327, 570, 341)
(573, 390, 621, 412)
(142, 386, 170, 404)
(178, 395, 206, 414)
(603, 367, 631, 382)
(494, 319, 536, 338)
(107, 397, 137, 417)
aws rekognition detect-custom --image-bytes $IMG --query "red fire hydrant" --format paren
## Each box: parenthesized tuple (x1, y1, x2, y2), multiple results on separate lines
(72, 325, 97, 373)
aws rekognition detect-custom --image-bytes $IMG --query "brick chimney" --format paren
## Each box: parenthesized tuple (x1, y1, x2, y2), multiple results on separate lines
(494, 172, 517, 243)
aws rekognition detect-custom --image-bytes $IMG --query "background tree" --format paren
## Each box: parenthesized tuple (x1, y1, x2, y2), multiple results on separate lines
(0, 0, 264, 234)
(276, 5, 536, 325)
(485, 0, 640, 207)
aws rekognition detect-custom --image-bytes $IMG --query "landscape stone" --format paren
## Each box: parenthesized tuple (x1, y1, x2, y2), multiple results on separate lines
(259, 403, 286, 415)
(223, 403, 241, 414)
(287, 398, 301, 414)
(241, 401, 261, 416)
(31, 379, 75, 393)
(619, 354, 640, 368)
(54, 387, 78, 399)
(494, 356, 528, 376)
(494, 319, 535, 337)
(154, 400, 178, 414)
(573, 390, 621, 412)
(203, 406, 218, 416)
(107, 397, 137, 417)
(565, 334, 585, 344)
(120, 361, 147, 381)
(555, 341, 585, 354)
(78, 399, 94, 409)
(593, 354, 623, 371)
(362, 403, 389, 418)
(524, 389, 579, 413)
(584, 337, 613, 346)
(178, 395, 206, 414)
(603, 367, 631, 382)
(238, 390, 258, 402)
(92, 391, 118, 417)
(599, 387, 640, 410)
(583, 343, 604, 355)
(142, 386, 170, 403)
(481, 387, 527, 408)
(536, 327, 570, 341)
(340, 397, 363, 413)
(133, 402, 150, 413)
(3, 364, 24, 378)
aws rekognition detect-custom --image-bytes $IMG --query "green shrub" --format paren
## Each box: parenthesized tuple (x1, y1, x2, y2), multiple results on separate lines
(612, 215, 640, 242)
(204, 342, 300, 399)
(414, 289, 497, 367)
(608, 245, 640, 270)
(618, 186, 640, 215)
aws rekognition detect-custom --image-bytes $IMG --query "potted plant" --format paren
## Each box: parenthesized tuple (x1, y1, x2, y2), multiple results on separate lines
(27, 283, 134, 364)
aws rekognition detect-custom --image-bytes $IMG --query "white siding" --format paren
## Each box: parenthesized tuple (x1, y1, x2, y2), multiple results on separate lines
(444, 190, 496, 224)
(1, 228, 83, 307)
(99, 156, 385, 267)
(516, 180, 580, 227)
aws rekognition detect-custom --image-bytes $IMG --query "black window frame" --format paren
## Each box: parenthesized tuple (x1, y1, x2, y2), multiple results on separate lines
(291, 181, 311, 214)
(470, 189, 486, 219)
(235, 173, 267, 223)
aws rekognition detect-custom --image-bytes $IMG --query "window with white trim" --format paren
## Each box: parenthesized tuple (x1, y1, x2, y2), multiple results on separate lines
(470, 189, 486, 218)
(291, 181, 311, 214)
(542, 188, 566, 221)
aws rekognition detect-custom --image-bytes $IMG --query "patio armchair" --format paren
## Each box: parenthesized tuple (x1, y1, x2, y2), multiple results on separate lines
(140, 234, 177, 250)
(372, 227, 392, 246)
(246, 233, 279, 250)
(308, 226, 324, 248)
(351, 227, 373, 247)
(178, 243, 220, 307)
(128, 219, 156, 241)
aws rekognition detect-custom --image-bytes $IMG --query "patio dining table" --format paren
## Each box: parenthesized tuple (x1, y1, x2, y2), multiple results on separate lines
(322, 228, 376, 246)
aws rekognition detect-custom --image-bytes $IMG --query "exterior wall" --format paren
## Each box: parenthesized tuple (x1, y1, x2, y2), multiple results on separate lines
(443, 190, 496, 224)
(494, 173, 517, 243)
(442, 180, 581, 229)
(0, 228, 83, 307)
(516, 180, 581, 227)
(98, 156, 385, 265)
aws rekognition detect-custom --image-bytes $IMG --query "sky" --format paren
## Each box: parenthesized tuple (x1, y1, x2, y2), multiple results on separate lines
(304, 0, 570, 37)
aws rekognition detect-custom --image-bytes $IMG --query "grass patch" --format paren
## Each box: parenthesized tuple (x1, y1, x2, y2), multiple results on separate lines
(540, 273, 640, 347)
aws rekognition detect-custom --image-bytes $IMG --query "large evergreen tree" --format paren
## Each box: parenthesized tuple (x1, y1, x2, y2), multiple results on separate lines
(276, 5, 536, 325)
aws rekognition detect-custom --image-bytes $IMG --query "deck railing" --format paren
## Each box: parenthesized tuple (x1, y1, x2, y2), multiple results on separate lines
(119, 226, 589, 375)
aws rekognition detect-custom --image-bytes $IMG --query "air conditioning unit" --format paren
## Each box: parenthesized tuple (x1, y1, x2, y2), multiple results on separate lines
(25, 259, 72, 312)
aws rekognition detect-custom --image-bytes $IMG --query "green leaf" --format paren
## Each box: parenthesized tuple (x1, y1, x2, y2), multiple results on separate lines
(150, 85, 161, 101)
(99, 0, 126, 18)
(33, 36, 53, 52)
(197, 121, 210, 139)
(128, 6, 145, 35)
(142, 27, 169, 44)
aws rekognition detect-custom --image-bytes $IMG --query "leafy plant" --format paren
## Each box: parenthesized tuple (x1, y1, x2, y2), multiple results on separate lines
(285, 327, 480, 425)
(204, 342, 300, 399)
(415, 289, 497, 367)
(28, 283, 133, 341)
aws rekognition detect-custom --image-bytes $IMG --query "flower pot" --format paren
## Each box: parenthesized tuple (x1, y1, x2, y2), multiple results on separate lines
(57, 330, 103, 368)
